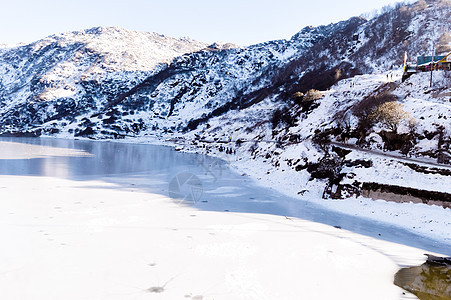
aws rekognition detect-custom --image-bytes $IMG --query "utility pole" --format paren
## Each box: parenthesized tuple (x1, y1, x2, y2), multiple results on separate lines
(430, 45, 435, 87)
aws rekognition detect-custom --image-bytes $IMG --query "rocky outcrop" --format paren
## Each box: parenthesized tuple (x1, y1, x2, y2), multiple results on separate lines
(362, 182, 451, 208)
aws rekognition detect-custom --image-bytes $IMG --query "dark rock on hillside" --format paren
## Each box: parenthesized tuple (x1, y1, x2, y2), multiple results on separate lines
(362, 182, 451, 208)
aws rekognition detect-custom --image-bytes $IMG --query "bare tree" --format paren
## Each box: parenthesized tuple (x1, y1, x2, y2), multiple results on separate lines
(303, 89, 323, 102)
(437, 32, 451, 54)
(369, 101, 416, 133)
(415, 0, 428, 10)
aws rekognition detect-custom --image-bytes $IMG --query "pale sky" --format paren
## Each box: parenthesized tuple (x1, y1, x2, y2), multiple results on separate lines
(1, 0, 409, 46)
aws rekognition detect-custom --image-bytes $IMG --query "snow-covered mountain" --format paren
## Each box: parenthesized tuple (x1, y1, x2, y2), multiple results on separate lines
(1, 0, 450, 205)
(1, 1, 449, 138)
(0, 26, 207, 134)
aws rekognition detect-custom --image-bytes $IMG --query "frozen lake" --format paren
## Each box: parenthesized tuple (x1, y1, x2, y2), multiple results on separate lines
(0, 136, 449, 256)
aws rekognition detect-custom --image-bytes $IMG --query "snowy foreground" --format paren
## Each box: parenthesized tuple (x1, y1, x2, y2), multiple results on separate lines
(0, 141, 444, 300)
(0, 175, 434, 300)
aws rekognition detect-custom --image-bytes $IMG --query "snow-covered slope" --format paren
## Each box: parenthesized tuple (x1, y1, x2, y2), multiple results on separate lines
(161, 69, 451, 244)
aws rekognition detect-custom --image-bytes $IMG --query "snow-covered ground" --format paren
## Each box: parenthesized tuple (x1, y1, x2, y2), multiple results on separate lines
(227, 151, 451, 244)
(1, 4, 450, 297)
(1, 69, 450, 299)
(131, 70, 451, 247)
(0, 174, 432, 300)
(39, 69, 450, 248)
(0, 138, 446, 300)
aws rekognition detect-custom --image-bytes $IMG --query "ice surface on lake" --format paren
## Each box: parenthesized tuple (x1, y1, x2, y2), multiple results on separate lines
(0, 137, 448, 255)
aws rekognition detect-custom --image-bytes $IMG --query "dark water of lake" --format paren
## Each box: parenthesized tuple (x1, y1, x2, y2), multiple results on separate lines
(0, 137, 449, 256)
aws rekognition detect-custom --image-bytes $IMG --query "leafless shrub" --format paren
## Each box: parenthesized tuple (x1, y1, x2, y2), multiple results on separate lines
(291, 91, 304, 104)
(352, 91, 397, 119)
(414, 0, 428, 11)
(369, 101, 416, 132)
(291, 91, 304, 100)
(303, 89, 323, 102)
(436, 32, 451, 54)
